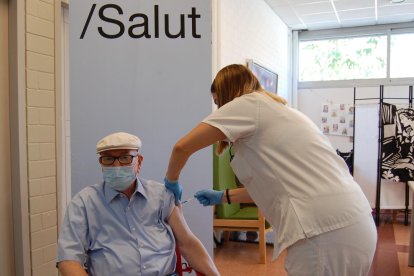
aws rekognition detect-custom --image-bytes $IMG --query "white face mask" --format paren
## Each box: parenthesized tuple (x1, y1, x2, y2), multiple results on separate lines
(102, 165, 136, 191)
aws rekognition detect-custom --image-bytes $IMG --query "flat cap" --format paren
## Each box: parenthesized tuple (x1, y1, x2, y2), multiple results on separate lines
(96, 132, 142, 153)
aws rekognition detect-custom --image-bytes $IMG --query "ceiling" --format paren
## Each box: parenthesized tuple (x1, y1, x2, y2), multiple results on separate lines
(265, 0, 414, 31)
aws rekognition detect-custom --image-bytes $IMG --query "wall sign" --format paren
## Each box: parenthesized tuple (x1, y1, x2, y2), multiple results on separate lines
(70, 0, 213, 253)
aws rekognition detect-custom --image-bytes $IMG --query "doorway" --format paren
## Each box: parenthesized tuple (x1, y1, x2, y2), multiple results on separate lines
(59, 4, 71, 221)
(0, 0, 15, 275)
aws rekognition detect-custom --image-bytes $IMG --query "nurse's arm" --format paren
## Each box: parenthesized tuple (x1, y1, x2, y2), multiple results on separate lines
(58, 260, 88, 276)
(168, 206, 220, 276)
(225, 187, 254, 203)
(166, 122, 226, 181)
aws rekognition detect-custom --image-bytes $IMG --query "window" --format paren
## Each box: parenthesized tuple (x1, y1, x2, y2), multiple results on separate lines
(390, 33, 414, 78)
(299, 36, 387, 81)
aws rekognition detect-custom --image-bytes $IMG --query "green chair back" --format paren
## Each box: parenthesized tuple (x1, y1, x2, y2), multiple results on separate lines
(213, 145, 241, 218)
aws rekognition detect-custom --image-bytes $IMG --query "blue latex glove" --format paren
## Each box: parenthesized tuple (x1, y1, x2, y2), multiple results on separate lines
(194, 189, 224, 206)
(164, 177, 183, 205)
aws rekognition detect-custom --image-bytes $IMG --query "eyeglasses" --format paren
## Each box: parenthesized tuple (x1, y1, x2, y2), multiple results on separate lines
(99, 155, 137, 166)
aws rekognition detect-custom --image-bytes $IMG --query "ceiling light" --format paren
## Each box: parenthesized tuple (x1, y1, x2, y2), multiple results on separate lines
(390, 0, 405, 3)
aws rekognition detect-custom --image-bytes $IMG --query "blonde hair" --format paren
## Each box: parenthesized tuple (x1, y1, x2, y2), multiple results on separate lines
(211, 64, 287, 155)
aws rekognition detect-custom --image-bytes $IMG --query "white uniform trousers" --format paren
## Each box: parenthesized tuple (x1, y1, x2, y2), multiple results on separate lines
(285, 214, 377, 276)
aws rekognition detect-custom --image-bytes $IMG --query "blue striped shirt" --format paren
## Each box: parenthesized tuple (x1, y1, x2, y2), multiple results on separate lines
(57, 178, 176, 276)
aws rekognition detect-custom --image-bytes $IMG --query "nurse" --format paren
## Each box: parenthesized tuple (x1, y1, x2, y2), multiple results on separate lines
(164, 64, 377, 276)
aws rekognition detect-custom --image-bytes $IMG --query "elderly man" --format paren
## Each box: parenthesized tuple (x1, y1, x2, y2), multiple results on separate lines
(57, 132, 219, 276)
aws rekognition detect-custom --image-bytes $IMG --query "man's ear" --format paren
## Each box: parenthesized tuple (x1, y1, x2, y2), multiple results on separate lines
(136, 155, 144, 170)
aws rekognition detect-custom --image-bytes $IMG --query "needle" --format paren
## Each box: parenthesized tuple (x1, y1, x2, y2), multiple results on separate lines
(182, 197, 195, 204)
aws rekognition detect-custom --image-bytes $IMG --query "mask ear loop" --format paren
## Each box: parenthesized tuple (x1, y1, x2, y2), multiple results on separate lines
(131, 150, 142, 166)
(132, 154, 141, 177)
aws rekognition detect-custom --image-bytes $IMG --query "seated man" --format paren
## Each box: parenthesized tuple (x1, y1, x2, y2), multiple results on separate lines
(57, 132, 220, 276)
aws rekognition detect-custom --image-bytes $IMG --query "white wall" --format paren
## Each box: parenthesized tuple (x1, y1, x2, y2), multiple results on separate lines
(299, 87, 354, 152)
(214, 0, 290, 245)
(298, 86, 413, 209)
(216, 0, 290, 101)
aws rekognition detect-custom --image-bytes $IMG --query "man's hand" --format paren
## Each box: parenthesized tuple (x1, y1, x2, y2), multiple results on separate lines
(58, 261, 88, 276)
(194, 189, 224, 206)
(164, 177, 183, 205)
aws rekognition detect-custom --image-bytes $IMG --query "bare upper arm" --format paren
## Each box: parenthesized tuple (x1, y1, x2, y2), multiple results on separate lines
(167, 206, 195, 246)
(175, 122, 227, 155)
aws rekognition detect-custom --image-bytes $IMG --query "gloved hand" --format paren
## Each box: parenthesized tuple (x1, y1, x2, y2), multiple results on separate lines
(194, 189, 224, 206)
(164, 177, 183, 206)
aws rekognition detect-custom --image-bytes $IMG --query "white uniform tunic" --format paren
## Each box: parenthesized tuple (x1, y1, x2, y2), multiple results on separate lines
(203, 92, 372, 259)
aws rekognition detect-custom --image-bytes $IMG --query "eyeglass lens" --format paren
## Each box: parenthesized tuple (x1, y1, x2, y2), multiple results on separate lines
(100, 155, 136, 165)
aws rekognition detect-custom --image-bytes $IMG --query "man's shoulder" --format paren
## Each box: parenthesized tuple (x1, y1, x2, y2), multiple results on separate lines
(139, 178, 162, 187)
(139, 178, 174, 198)
(71, 182, 103, 203)
(139, 178, 164, 193)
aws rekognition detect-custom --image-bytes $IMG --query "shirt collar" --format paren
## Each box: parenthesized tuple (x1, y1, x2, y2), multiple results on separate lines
(103, 177, 148, 203)
(136, 178, 148, 199)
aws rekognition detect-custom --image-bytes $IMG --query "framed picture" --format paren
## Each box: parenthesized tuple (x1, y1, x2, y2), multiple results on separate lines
(247, 59, 278, 93)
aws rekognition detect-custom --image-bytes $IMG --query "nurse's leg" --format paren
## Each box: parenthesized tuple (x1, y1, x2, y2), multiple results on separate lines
(284, 234, 323, 276)
(284, 214, 377, 276)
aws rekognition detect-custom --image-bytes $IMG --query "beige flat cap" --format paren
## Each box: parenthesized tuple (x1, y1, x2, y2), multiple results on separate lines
(96, 132, 142, 153)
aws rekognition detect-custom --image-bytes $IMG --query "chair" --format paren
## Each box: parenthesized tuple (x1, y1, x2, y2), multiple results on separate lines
(213, 147, 272, 264)
(175, 246, 203, 276)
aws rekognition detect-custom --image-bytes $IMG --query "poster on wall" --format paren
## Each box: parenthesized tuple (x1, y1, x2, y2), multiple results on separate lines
(247, 59, 278, 93)
(321, 103, 354, 136)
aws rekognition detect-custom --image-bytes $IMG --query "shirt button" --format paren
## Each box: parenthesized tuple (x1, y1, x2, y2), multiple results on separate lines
(143, 265, 146, 269)
(131, 227, 135, 231)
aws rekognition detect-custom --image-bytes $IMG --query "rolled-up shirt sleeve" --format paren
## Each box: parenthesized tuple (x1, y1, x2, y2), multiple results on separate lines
(162, 190, 176, 221)
(57, 194, 89, 266)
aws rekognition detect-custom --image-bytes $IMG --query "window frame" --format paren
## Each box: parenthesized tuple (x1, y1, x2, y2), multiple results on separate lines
(297, 22, 414, 89)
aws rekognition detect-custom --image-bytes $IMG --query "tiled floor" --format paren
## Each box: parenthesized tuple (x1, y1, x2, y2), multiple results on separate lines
(214, 212, 414, 276)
